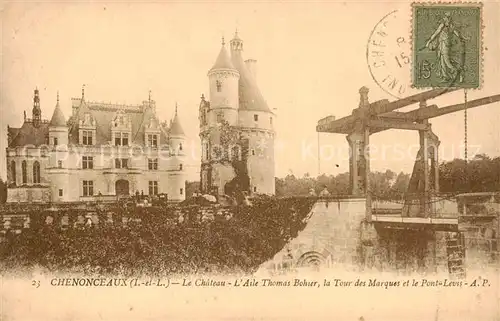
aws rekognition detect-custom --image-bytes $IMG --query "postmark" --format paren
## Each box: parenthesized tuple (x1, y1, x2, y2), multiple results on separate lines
(367, 9, 424, 99)
(412, 2, 482, 89)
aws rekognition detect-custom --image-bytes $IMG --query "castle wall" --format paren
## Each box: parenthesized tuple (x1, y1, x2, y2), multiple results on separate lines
(244, 131, 275, 195)
(6, 145, 187, 203)
(259, 199, 367, 273)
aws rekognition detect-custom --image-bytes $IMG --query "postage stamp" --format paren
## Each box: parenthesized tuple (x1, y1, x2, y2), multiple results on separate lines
(412, 2, 482, 89)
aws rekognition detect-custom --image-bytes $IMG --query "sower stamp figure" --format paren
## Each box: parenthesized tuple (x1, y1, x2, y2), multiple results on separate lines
(424, 12, 469, 83)
(412, 3, 482, 88)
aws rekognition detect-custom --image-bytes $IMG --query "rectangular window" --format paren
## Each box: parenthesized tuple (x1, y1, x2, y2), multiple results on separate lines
(59, 189, 63, 196)
(83, 131, 93, 145)
(82, 156, 94, 169)
(58, 160, 62, 168)
(270, 117, 273, 125)
(148, 158, 158, 170)
(115, 158, 129, 169)
(83, 180, 94, 196)
(114, 132, 129, 146)
(180, 188, 184, 195)
(122, 133, 129, 146)
(54, 137, 58, 146)
(148, 134, 158, 147)
(254, 114, 259, 121)
(148, 181, 158, 195)
(253, 186, 257, 193)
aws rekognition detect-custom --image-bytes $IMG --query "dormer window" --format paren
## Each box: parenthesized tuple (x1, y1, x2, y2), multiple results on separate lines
(114, 132, 129, 146)
(82, 130, 93, 145)
(148, 134, 158, 147)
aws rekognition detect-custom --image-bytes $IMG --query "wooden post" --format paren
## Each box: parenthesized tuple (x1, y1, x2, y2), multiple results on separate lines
(419, 101, 429, 218)
(364, 126, 372, 222)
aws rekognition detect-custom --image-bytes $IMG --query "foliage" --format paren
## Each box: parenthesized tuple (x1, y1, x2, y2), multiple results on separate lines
(275, 170, 409, 200)
(218, 120, 251, 196)
(0, 197, 317, 277)
(185, 181, 200, 198)
(275, 155, 499, 199)
(0, 179, 6, 203)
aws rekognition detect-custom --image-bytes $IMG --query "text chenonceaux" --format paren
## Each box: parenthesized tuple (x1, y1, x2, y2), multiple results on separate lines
(48, 277, 486, 288)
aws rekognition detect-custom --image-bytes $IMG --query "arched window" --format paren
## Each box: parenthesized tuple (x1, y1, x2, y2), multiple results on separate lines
(33, 161, 41, 184)
(10, 161, 16, 185)
(22, 161, 27, 184)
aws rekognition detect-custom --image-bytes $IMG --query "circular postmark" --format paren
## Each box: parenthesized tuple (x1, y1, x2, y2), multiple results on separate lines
(367, 9, 466, 99)
(366, 10, 421, 99)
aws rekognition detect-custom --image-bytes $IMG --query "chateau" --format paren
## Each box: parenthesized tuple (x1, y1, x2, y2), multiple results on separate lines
(6, 88, 187, 203)
(199, 32, 276, 195)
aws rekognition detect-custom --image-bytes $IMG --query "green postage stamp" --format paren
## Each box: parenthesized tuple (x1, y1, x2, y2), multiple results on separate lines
(412, 3, 482, 88)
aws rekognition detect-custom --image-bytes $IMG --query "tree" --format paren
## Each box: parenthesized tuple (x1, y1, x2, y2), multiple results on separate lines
(0, 178, 6, 203)
(185, 181, 200, 198)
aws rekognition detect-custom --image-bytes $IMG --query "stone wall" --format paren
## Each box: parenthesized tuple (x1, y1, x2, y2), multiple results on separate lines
(259, 198, 367, 274)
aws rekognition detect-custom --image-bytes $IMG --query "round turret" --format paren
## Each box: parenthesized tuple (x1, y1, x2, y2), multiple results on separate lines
(207, 37, 240, 126)
(48, 92, 68, 146)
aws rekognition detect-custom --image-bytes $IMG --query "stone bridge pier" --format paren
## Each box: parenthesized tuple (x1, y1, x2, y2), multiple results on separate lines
(258, 198, 452, 275)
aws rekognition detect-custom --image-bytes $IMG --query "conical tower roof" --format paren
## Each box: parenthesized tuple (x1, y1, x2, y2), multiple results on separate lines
(229, 32, 272, 113)
(169, 104, 185, 136)
(209, 38, 237, 72)
(50, 92, 67, 127)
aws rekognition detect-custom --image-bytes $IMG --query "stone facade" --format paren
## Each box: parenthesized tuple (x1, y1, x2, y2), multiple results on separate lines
(199, 32, 276, 196)
(259, 199, 367, 273)
(6, 89, 187, 203)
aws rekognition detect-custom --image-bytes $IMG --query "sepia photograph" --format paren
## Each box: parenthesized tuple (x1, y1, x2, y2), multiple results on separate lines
(0, 1, 499, 320)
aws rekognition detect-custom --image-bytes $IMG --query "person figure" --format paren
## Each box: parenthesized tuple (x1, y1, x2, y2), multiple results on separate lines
(319, 186, 331, 197)
(424, 12, 469, 82)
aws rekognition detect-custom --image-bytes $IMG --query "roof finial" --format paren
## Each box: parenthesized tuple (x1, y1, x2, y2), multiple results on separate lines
(222, 35, 225, 46)
(81, 84, 85, 101)
(235, 28, 238, 37)
(148, 90, 152, 105)
(175, 102, 178, 115)
(57, 91, 60, 104)
(201, 93, 205, 101)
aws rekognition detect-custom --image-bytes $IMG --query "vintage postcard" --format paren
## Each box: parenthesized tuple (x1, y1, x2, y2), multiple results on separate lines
(1, 1, 499, 320)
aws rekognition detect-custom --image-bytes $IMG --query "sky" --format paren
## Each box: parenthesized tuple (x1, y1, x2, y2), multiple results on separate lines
(1, 1, 499, 182)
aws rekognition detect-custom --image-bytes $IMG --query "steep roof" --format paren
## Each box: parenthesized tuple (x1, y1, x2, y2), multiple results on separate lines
(8, 121, 49, 147)
(68, 99, 170, 145)
(169, 109, 185, 136)
(229, 35, 272, 113)
(210, 44, 237, 72)
(49, 100, 67, 127)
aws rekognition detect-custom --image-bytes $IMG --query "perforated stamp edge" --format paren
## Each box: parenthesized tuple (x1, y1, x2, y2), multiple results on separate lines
(410, 1, 484, 90)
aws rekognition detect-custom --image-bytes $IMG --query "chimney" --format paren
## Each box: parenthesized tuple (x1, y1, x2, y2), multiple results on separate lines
(245, 59, 257, 81)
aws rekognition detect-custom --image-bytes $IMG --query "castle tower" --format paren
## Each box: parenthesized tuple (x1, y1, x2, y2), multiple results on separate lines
(32, 88, 42, 127)
(208, 37, 240, 125)
(200, 31, 276, 196)
(48, 92, 68, 146)
(167, 104, 187, 202)
(48, 92, 70, 202)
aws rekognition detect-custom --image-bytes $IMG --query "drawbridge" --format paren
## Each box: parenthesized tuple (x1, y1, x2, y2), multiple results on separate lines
(316, 87, 500, 276)
(316, 87, 499, 229)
